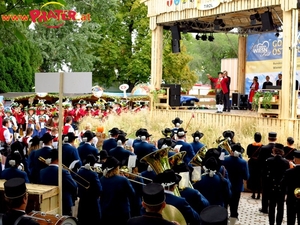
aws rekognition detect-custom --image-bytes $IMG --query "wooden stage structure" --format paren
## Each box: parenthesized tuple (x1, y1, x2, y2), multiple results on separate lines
(143, 0, 300, 121)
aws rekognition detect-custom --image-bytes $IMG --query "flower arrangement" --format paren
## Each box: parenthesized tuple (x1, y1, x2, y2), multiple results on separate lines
(150, 88, 167, 101)
(252, 90, 279, 110)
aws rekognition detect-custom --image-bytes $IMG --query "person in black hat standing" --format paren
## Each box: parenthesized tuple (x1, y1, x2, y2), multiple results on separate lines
(264, 144, 289, 225)
(281, 150, 300, 225)
(175, 128, 195, 165)
(0, 178, 39, 225)
(77, 130, 99, 163)
(102, 127, 120, 154)
(132, 128, 147, 148)
(258, 131, 277, 214)
(127, 183, 179, 225)
(154, 169, 200, 225)
(109, 134, 135, 166)
(157, 128, 176, 150)
(134, 130, 157, 172)
(222, 143, 249, 225)
(40, 149, 77, 216)
(77, 154, 102, 225)
(62, 132, 81, 168)
(27, 132, 54, 183)
(100, 156, 135, 225)
(171, 117, 183, 137)
(189, 131, 205, 155)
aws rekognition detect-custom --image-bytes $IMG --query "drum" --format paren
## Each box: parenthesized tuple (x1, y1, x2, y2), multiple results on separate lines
(28, 211, 78, 225)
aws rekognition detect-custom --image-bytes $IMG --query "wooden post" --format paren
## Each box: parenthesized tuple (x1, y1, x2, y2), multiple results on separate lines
(281, 9, 298, 119)
(150, 25, 163, 89)
(237, 35, 246, 94)
(58, 72, 64, 215)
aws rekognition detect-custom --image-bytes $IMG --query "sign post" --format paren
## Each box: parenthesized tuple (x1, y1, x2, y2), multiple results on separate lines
(35, 72, 92, 215)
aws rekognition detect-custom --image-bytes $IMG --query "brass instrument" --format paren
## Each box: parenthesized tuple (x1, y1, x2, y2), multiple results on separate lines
(120, 166, 152, 186)
(162, 204, 187, 225)
(38, 156, 90, 189)
(218, 138, 233, 154)
(91, 163, 103, 174)
(141, 147, 180, 196)
(189, 150, 204, 167)
(168, 151, 186, 168)
(294, 187, 300, 199)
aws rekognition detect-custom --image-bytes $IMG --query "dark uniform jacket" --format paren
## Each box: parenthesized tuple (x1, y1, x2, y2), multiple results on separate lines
(0, 167, 29, 183)
(175, 140, 195, 165)
(102, 138, 117, 154)
(258, 143, 275, 171)
(77, 143, 98, 163)
(109, 146, 135, 166)
(134, 141, 157, 172)
(127, 212, 176, 225)
(282, 165, 300, 203)
(180, 187, 210, 214)
(1, 210, 39, 225)
(62, 143, 81, 168)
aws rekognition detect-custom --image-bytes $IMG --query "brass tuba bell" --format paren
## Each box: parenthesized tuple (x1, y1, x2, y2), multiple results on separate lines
(294, 187, 300, 199)
(168, 151, 186, 168)
(189, 146, 208, 167)
(218, 138, 233, 154)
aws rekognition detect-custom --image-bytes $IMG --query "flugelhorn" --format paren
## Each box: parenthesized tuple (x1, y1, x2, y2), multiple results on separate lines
(38, 156, 90, 189)
(294, 187, 300, 199)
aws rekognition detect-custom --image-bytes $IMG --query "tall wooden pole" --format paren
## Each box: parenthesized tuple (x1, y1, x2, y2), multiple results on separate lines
(237, 35, 246, 94)
(58, 72, 64, 215)
(150, 23, 163, 89)
(281, 9, 298, 119)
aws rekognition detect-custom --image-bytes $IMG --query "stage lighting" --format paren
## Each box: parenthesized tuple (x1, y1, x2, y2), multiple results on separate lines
(250, 12, 261, 25)
(214, 19, 225, 30)
(208, 34, 214, 42)
(195, 34, 200, 40)
(275, 32, 279, 37)
(201, 34, 207, 41)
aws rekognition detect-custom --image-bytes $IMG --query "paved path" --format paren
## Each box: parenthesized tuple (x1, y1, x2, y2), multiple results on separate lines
(238, 192, 287, 225)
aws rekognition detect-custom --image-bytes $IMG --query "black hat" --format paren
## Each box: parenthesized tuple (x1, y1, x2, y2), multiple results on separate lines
(162, 128, 172, 137)
(294, 150, 300, 158)
(102, 157, 120, 171)
(84, 154, 97, 165)
(29, 136, 40, 146)
(140, 130, 152, 138)
(172, 163, 193, 174)
(135, 128, 147, 137)
(192, 131, 204, 139)
(200, 205, 228, 225)
(172, 117, 183, 125)
(254, 132, 262, 143)
(222, 130, 235, 139)
(109, 127, 120, 136)
(63, 132, 78, 142)
(177, 128, 187, 137)
(268, 132, 277, 138)
(274, 143, 284, 151)
(117, 134, 128, 143)
(42, 133, 54, 143)
(83, 130, 95, 141)
(231, 143, 245, 153)
(50, 149, 58, 161)
(142, 183, 165, 206)
(99, 150, 108, 160)
(118, 129, 127, 137)
(4, 178, 27, 199)
(154, 169, 181, 187)
(204, 157, 218, 171)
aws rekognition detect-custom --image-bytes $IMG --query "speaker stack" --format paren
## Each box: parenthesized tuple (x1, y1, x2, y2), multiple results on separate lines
(239, 94, 248, 110)
(170, 25, 181, 53)
(161, 84, 181, 106)
(261, 11, 274, 31)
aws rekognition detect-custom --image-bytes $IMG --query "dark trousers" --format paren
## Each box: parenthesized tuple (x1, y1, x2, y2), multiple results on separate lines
(223, 92, 230, 110)
(287, 201, 300, 225)
(268, 192, 285, 225)
(261, 183, 270, 212)
(216, 91, 224, 104)
(229, 191, 241, 218)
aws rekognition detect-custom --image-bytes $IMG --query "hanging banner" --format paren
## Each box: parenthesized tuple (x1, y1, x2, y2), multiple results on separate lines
(245, 32, 300, 94)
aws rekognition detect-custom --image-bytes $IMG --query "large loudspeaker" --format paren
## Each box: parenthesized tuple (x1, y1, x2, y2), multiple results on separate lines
(239, 94, 248, 110)
(231, 93, 240, 109)
(161, 84, 181, 106)
(261, 11, 274, 31)
(170, 25, 181, 40)
(172, 39, 180, 53)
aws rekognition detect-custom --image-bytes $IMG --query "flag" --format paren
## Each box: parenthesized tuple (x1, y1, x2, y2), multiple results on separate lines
(167, 0, 173, 6)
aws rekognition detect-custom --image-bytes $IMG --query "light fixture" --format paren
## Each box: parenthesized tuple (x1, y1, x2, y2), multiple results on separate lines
(208, 34, 214, 42)
(195, 34, 200, 40)
(250, 12, 261, 25)
(201, 34, 207, 41)
(213, 19, 225, 30)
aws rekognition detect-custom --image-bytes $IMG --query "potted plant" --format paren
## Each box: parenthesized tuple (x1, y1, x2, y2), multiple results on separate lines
(253, 90, 279, 110)
(207, 90, 215, 95)
(150, 88, 167, 101)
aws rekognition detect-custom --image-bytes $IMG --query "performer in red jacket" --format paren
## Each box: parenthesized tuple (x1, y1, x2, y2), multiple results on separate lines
(207, 72, 229, 113)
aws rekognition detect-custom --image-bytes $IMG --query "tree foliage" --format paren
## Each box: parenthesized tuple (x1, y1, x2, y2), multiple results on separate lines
(0, 40, 42, 92)
(184, 33, 238, 84)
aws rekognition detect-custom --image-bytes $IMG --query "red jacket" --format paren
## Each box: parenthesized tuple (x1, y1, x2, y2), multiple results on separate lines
(209, 77, 229, 94)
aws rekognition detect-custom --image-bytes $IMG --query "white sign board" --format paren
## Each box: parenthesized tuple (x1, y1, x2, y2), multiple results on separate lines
(35, 72, 92, 94)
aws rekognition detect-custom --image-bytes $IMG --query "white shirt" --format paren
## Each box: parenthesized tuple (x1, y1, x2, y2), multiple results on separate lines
(65, 124, 75, 133)
(3, 126, 11, 143)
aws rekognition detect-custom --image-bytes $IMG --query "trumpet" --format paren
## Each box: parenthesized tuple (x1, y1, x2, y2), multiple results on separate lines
(120, 166, 152, 185)
(38, 156, 90, 189)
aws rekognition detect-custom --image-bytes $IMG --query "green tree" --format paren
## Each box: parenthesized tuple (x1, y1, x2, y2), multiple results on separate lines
(184, 33, 238, 84)
(0, 40, 42, 92)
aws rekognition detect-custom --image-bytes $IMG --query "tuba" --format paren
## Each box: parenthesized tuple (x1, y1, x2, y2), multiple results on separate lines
(168, 151, 186, 168)
(189, 145, 208, 167)
(140, 147, 180, 196)
(218, 138, 233, 154)
(294, 187, 300, 199)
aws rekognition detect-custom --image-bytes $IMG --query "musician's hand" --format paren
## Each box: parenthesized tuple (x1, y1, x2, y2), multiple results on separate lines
(172, 221, 180, 225)
(173, 148, 179, 153)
